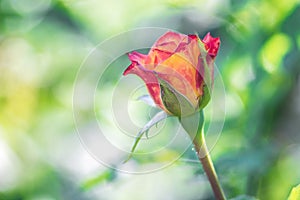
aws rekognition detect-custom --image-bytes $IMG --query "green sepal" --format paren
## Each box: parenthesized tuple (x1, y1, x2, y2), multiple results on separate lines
(197, 37, 212, 88)
(157, 76, 195, 117)
(198, 84, 211, 110)
(197, 37, 213, 110)
(179, 110, 204, 143)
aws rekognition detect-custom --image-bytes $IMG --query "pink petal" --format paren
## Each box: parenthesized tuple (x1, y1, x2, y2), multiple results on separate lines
(175, 34, 200, 69)
(146, 31, 189, 67)
(202, 32, 220, 58)
(123, 61, 168, 112)
(128, 51, 148, 64)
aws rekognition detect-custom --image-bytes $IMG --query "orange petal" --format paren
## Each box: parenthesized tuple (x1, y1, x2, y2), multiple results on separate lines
(155, 53, 200, 108)
(145, 32, 189, 68)
(174, 34, 200, 67)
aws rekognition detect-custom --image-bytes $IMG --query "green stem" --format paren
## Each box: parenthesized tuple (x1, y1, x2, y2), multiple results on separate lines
(193, 131, 227, 200)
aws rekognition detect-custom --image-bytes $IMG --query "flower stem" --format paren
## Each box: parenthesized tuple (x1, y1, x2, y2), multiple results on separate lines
(193, 131, 226, 200)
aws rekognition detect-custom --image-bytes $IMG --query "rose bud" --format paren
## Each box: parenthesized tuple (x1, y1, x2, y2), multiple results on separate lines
(123, 31, 220, 116)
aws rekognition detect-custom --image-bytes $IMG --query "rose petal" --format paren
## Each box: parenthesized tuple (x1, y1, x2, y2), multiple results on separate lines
(123, 61, 168, 113)
(124, 31, 220, 114)
(175, 34, 200, 67)
(202, 32, 221, 59)
(155, 53, 200, 108)
(151, 31, 187, 55)
(128, 51, 147, 64)
(145, 32, 189, 68)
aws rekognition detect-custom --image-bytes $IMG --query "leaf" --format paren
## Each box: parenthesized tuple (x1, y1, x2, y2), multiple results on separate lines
(288, 184, 300, 200)
(81, 169, 115, 190)
(230, 195, 258, 200)
(123, 111, 168, 163)
(137, 94, 156, 107)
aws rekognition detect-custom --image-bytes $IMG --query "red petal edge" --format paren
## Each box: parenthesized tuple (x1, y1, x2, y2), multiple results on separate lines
(202, 32, 220, 58)
(123, 60, 168, 113)
(188, 34, 198, 40)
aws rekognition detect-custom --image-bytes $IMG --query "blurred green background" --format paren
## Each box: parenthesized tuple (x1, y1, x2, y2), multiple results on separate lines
(1, 0, 300, 199)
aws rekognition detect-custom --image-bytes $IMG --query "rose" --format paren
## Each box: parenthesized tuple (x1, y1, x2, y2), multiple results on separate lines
(122, 32, 225, 199)
(123, 31, 220, 116)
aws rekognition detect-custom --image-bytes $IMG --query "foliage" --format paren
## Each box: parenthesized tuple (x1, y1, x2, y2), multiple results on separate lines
(288, 184, 300, 200)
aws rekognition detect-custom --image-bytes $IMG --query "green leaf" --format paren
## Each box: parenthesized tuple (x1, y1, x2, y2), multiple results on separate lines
(123, 111, 168, 163)
(81, 169, 116, 190)
(288, 184, 300, 200)
(230, 195, 258, 200)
